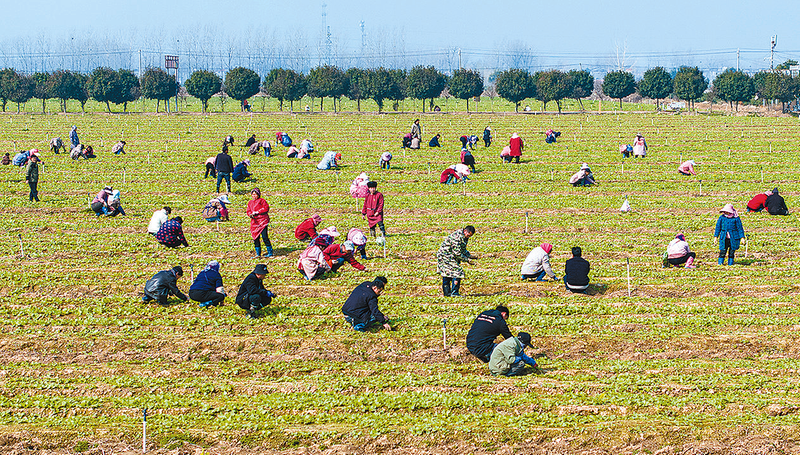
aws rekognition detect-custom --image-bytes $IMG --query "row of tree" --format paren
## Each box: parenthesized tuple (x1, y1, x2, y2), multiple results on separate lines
(0, 64, 797, 114)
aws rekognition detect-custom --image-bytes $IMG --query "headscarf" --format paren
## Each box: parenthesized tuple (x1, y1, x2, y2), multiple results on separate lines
(540, 243, 553, 254)
(251, 187, 261, 198)
(720, 203, 739, 218)
(313, 234, 334, 248)
(335, 152, 342, 160)
(351, 231, 367, 246)
(580, 163, 590, 171)
(689, 160, 696, 166)
(675, 234, 686, 242)
(243, 159, 250, 166)
(202, 260, 220, 273)
(343, 241, 355, 252)
(319, 226, 339, 237)
(311, 214, 322, 225)
(217, 194, 230, 204)
(511, 132, 519, 139)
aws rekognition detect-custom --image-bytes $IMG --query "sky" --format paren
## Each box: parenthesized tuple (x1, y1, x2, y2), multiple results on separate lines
(0, 0, 798, 74)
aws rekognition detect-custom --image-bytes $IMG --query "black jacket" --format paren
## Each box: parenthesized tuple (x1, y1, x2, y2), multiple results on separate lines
(215, 152, 234, 173)
(766, 193, 788, 215)
(144, 270, 187, 300)
(564, 257, 590, 286)
(341, 282, 386, 324)
(465, 309, 512, 360)
(235, 272, 271, 307)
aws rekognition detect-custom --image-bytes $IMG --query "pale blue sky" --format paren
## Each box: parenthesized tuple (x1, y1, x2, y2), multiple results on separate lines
(0, 0, 797, 74)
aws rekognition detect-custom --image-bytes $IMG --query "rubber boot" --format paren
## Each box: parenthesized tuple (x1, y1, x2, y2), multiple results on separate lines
(370, 227, 376, 238)
(255, 246, 262, 258)
(380, 226, 387, 237)
(718, 256, 724, 265)
(684, 256, 696, 269)
(728, 255, 734, 266)
(450, 280, 461, 297)
(265, 245, 274, 258)
(442, 278, 451, 297)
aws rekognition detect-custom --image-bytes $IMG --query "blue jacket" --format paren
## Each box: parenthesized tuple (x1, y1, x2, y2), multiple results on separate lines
(714, 215, 745, 250)
(189, 269, 223, 293)
(232, 163, 250, 181)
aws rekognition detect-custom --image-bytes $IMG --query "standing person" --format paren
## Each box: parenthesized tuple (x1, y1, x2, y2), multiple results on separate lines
(483, 126, 492, 147)
(665, 234, 696, 268)
(766, 188, 789, 215)
(189, 260, 226, 307)
(465, 305, 512, 363)
(316, 151, 341, 170)
(678, 160, 696, 176)
(148, 206, 172, 234)
(214, 146, 234, 193)
(294, 214, 323, 242)
(489, 332, 537, 377)
(746, 190, 771, 212)
(90, 186, 113, 216)
(715, 204, 745, 265)
(436, 226, 475, 296)
(508, 133, 523, 164)
(155, 217, 189, 248)
(111, 140, 126, 155)
(632, 133, 647, 158)
(69, 126, 80, 148)
(204, 156, 217, 178)
(25, 154, 40, 202)
(235, 264, 275, 319)
(564, 247, 590, 293)
(362, 181, 386, 238)
(520, 243, 557, 281)
(410, 119, 422, 141)
(342, 277, 391, 331)
(246, 188, 272, 258)
(142, 266, 188, 306)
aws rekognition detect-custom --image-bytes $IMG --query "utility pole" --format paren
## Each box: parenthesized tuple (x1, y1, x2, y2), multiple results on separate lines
(736, 48, 740, 71)
(139, 50, 144, 113)
(771, 35, 777, 70)
(458, 48, 462, 69)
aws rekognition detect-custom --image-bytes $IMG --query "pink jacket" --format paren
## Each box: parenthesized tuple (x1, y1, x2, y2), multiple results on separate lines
(678, 161, 696, 175)
(667, 238, 691, 259)
(297, 244, 330, 277)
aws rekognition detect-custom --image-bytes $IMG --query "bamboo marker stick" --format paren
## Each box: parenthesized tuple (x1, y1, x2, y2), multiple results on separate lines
(18, 234, 24, 257)
(626, 258, 632, 297)
(142, 408, 147, 454)
(442, 318, 447, 350)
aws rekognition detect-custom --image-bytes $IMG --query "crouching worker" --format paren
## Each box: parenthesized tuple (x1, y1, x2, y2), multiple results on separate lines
(766, 188, 789, 216)
(294, 214, 323, 241)
(379, 152, 392, 169)
(143, 266, 188, 305)
(232, 159, 252, 182)
(466, 305, 512, 363)
(489, 332, 537, 376)
(189, 260, 226, 308)
(297, 235, 334, 280)
(348, 228, 368, 259)
(521, 243, 557, 281)
(155, 216, 189, 248)
(564, 246, 590, 293)
(202, 195, 229, 222)
(544, 128, 560, 144)
(316, 151, 341, 170)
(91, 186, 113, 216)
(324, 241, 365, 273)
(678, 160, 697, 176)
(569, 163, 596, 187)
(235, 264, 275, 319)
(665, 233, 696, 268)
(342, 277, 391, 331)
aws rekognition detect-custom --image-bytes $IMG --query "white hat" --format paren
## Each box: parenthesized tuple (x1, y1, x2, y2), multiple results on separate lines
(217, 194, 230, 204)
(580, 163, 590, 170)
(319, 226, 340, 237)
(343, 241, 355, 252)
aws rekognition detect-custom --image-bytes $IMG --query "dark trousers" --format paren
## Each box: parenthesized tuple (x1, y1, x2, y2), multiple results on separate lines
(28, 181, 39, 202)
(503, 156, 520, 163)
(369, 222, 386, 237)
(254, 226, 272, 253)
(216, 172, 231, 192)
(564, 276, 588, 294)
(189, 289, 225, 306)
(720, 238, 735, 260)
(668, 252, 696, 266)
(236, 292, 272, 311)
(205, 163, 216, 178)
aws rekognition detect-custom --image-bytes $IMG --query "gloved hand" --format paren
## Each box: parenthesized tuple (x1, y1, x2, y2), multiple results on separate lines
(265, 291, 276, 298)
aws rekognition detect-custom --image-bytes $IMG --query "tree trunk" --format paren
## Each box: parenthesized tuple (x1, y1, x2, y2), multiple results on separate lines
(106, 101, 111, 113)
(556, 100, 562, 114)
(515, 102, 519, 113)
(290, 100, 294, 112)
(357, 98, 361, 111)
(279, 99, 283, 111)
(466, 98, 469, 112)
(202, 100, 207, 113)
(41, 98, 46, 114)
(124, 101, 128, 112)
(156, 99, 160, 113)
(578, 98, 585, 111)
(542, 101, 547, 112)
(16, 103, 20, 113)
(619, 99, 623, 110)
(320, 97, 323, 112)
(421, 99, 425, 113)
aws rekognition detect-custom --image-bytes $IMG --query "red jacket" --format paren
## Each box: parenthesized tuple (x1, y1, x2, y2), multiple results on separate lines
(295, 217, 318, 241)
(246, 198, 270, 239)
(362, 191, 384, 228)
(747, 193, 768, 211)
(323, 244, 365, 270)
(509, 136, 523, 157)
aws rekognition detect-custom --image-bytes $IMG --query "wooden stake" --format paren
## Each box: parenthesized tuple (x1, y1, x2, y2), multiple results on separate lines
(525, 212, 529, 234)
(442, 318, 447, 350)
(17, 234, 24, 257)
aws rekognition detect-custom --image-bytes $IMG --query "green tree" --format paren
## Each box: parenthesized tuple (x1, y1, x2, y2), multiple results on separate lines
(757, 71, 797, 112)
(535, 70, 571, 113)
(114, 69, 140, 112)
(673, 66, 708, 110)
(0, 69, 20, 112)
(86, 67, 121, 112)
(406, 65, 447, 112)
(387, 69, 407, 110)
(601, 70, 636, 109)
(713, 69, 754, 112)
(141, 67, 178, 113)
(637, 67, 673, 110)
(567, 69, 594, 111)
(74, 73, 89, 113)
(7, 73, 33, 112)
(264, 68, 306, 111)
(47, 70, 84, 112)
(224, 67, 260, 111)
(447, 68, 483, 112)
(346, 68, 369, 111)
(776, 60, 798, 71)
(306, 65, 348, 112)
(185, 70, 222, 113)
(363, 67, 404, 113)
(32, 72, 51, 113)
(494, 68, 535, 112)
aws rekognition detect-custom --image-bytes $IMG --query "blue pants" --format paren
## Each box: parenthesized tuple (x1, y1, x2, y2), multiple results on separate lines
(521, 270, 547, 281)
(344, 315, 378, 332)
(216, 172, 231, 192)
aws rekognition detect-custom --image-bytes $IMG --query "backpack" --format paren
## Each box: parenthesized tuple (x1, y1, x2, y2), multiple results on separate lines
(12, 151, 29, 167)
(281, 133, 292, 147)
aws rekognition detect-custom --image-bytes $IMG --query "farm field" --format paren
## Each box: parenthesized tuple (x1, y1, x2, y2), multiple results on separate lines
(0, 110, 799, 454)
